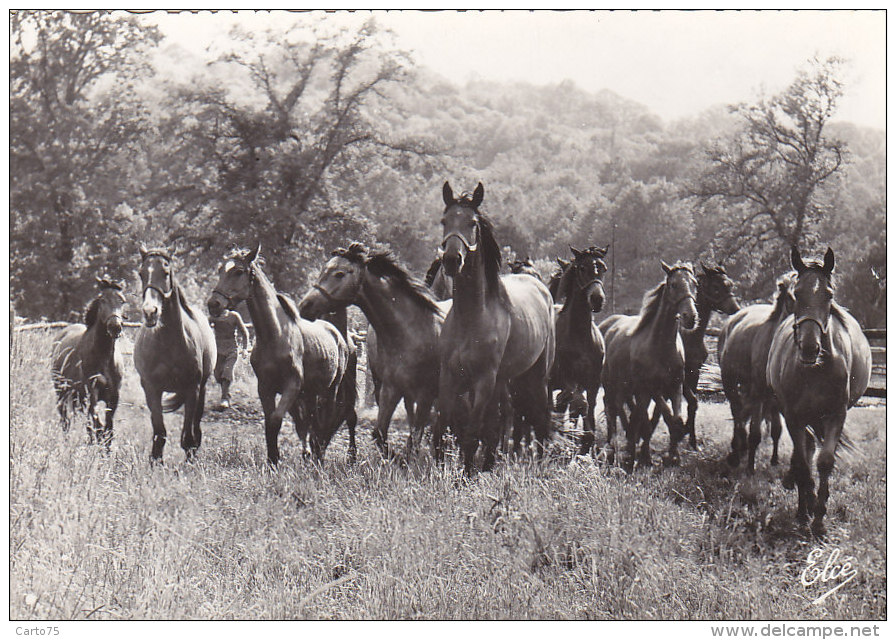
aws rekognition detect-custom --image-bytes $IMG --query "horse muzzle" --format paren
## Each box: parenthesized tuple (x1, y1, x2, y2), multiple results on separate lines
(440, 246, 464, 277)
(297, 290, 326, 321)
(722, 297, 741, 315)
(586, 282, 606, 312)
(677, 298, 698, 330)
(142, 304, 160, 328)
(207, 294, 226, 318)
(105, 316, 123, 339)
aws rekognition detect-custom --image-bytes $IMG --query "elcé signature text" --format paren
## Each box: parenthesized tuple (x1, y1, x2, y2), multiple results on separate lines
(800, 547, 859, 604)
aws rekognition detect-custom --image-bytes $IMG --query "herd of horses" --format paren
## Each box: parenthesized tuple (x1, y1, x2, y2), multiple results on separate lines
(49, 181, 873, 537)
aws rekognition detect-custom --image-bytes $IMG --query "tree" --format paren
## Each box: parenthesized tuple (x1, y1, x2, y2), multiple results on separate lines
(154, 17, 441, 291)
(10, 11, 161, 317)
(693, 57, 847, 294)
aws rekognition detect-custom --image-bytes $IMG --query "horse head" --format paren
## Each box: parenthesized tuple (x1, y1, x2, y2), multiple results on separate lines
(439, 181, 485, 277)
(569, 245, 608, 312)
(139, 244, 176, 328)
(207, 242, 261, 317)
(299, 242, 368, 320)
(86, 275, 127, 338)
(508, 257, 541, 281)
(661, 260, 698, 330)
(698, 261, 740, 316)
(790, 246, 835, 366)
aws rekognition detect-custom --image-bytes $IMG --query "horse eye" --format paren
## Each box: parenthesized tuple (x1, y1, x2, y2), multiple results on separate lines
(334, 272, 346, 279)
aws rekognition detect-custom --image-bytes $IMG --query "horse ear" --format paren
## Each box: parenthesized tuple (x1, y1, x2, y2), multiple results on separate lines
(95, 275, 105, 287)
(442, 181, 454, 206)
(661, 260, 673, 275)
(569, 245, 583, 259)
(139, 243, 148, 260)
(471, 183, 484, 208)
(603, 244, 610, 255)
(701, 261, 711, 275)
(823, 247, 835, 274)
(791, 245, 807, 273)
(247, 241, 260, 264)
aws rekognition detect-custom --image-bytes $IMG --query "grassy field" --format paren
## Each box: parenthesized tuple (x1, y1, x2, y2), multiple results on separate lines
(9, 328, 886, 620)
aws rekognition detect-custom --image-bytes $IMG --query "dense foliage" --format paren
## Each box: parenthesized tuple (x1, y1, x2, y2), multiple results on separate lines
(10, 12, 886, 326)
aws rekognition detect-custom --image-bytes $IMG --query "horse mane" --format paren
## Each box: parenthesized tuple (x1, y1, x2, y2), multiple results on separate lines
(767, 271, 797, 322)
(224, 246, 267, 269)
(634, 262, 693, 332)
(424, 256, 443, 288)
(471, 212, 505, 300)
(173, 283, 198, 322)
(558, 263, 577, 311)
(83, 297, 101, 328)
(634, 282, 667, 332)
(335, 242, 442, 315)
(365, 250, 443, 315)
(276, 293, 300, 323)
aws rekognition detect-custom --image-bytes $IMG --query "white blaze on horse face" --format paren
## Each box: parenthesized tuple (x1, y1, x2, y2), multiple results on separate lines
(224, 260, 237, 273)
(141, 261, 166, 326)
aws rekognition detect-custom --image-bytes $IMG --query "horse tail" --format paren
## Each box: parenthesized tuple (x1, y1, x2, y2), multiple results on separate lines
(162, 392, 186, 413)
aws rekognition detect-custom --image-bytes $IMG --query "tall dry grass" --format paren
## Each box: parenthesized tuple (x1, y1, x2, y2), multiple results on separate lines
(9, 329, 886, 620)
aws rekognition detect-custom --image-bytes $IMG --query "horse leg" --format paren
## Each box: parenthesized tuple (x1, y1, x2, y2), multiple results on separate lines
(653, 390, 684, 467)
(181, 388, 200, 460)
(683, 368, 699, 449)
(87, 383, 102, 445)
(626, 394, 649, 472)
(726, 391, 749, 467)
(480, 392, 503, 473)
(812, 412, 845, 538)
(641, 400, 663, 467)
(769, 409, 783, 466)
(102, 385, 118, 450)
(463, 375, 499, 475)
(312, 384, 342, 462)
(407, 397, 435, 460)
(602, 388, 619, 463)
(579, 384, 599, 456)
(403, 397, 416, 457)
(193, 381, 207, 451)
(784, 416, 814, 532)
(142, 384, 166, 462)
(373, 385, 401, 458)
(746, 402, 763, 475)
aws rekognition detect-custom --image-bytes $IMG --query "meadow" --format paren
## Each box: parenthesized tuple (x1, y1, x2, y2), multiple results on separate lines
(9, 328, 886, 620)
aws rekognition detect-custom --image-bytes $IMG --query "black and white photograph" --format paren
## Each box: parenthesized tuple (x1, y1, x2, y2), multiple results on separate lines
(7, 8, 887, 626)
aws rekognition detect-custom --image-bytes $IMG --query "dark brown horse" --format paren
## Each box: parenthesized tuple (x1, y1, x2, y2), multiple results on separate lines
(681, 263, 740, 448)
(207, 244, 350, 464)
(134, 247, 216, 461)
(767, 247, 871, 536)
(300, 242, 449, 458)
(435, 182, 555, 474)
(51, 276, 126, 445)
(600, 262, 698, 471)
(550, 246, 607, 456)
(718, 272, 795, 471)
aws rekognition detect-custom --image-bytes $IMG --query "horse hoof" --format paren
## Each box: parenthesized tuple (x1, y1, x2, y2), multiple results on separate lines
(811, 520, 827, 539)
(782, 471, 795, 490)
(726, 451, 741, 468)
(662, 453, 680, 467)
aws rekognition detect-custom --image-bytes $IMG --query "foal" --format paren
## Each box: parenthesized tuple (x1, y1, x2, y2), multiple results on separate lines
(51, 276, 126, 445)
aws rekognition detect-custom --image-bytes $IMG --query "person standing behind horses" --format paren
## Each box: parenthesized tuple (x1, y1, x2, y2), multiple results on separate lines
(209, 308, 249, 409)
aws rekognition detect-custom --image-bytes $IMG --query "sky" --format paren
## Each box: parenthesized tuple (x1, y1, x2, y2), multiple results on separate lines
(148, 9, 885, 129)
